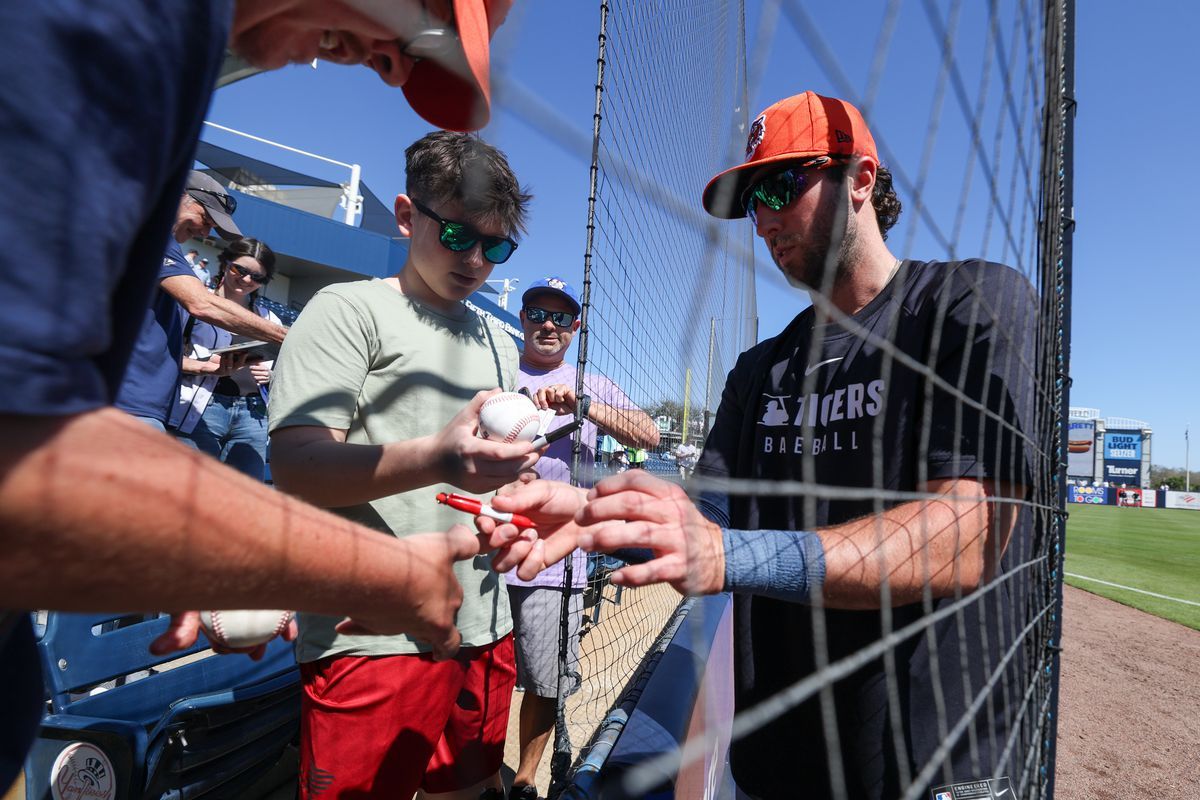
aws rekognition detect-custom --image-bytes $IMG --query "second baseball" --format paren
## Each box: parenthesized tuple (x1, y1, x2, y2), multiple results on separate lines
(200, 609, 293, 649)
(478, 392, 541, 443)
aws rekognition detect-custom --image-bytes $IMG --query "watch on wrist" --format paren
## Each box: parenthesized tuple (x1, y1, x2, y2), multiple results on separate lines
(578, 394, 592, 420)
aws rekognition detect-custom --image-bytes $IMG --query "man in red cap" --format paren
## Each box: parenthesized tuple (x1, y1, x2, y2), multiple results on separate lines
(0, 1, 515, 792)
(478, 92, 1040, 798)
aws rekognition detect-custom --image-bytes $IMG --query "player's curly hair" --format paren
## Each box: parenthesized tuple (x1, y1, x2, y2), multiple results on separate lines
(405, 131, 533, 235)
(872, 165, 902, 240)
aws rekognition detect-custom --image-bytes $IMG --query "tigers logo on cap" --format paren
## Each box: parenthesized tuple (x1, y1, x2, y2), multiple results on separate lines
(746, 114, 766, 160)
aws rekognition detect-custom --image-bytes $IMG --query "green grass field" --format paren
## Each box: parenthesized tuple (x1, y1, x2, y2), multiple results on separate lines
(1064, 503, 1200, 630)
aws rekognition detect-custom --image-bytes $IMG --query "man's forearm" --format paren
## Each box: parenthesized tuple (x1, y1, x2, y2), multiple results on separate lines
(817, 479, 996, 609)
(190, 293, 287, 343)
(0, 409, 421, 615)
(590, 403, 661, 449)
(269, 435, 443, 508)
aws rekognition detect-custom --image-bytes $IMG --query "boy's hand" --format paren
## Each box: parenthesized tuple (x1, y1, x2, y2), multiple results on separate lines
(150, 611, 298, 661)
(433, 389, 540, 494)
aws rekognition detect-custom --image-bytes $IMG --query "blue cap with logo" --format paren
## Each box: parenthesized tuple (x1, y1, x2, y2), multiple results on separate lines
(521, 276, 581, 314)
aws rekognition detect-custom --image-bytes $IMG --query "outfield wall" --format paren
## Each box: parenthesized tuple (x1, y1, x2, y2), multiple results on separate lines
(1067, 487, 1200, 510)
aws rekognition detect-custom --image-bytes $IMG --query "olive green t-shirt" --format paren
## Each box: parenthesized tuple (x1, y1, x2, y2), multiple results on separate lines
(268, 279, 519, 662)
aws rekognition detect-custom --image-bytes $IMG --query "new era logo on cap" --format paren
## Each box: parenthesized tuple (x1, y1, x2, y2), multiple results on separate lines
(836, 129, 852, 143)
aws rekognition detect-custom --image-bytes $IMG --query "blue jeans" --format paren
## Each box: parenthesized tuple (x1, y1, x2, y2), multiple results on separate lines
(178, 393, 269, 481)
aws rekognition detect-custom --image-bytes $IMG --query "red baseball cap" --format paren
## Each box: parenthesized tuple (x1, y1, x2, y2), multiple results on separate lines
(702, 91, 879, 219)
(350, 0, 513, 131)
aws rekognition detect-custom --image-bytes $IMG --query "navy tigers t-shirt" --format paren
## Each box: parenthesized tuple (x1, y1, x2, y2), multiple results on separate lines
(698, 260, 1039, 799)
(114, 240, 198, 422)
(0, 1, 230, 788)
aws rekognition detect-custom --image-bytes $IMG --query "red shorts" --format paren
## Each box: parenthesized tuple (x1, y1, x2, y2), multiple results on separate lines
(298, 635, 516, 798)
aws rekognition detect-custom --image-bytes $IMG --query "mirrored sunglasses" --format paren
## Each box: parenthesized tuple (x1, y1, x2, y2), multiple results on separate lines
(412, 199, 518, 265)
(189, 187, 237, 215)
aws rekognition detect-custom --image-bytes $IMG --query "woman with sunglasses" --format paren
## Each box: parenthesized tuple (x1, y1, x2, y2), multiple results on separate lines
(169, 238, 283, 481)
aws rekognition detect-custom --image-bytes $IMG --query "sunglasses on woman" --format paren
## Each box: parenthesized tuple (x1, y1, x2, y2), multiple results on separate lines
(524, 306, 577, 327)
(742, 157, 843, 223)
(228, 262, 269, 285)
(412, 199, 519, 265)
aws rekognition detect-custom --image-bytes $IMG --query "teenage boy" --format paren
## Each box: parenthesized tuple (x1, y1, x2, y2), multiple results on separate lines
(269, 131, 534, 800)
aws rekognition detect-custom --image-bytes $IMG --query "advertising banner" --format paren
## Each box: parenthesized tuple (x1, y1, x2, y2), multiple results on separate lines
(1164, 491, 1200, 511)
(1116, 487, 1143, 507)
(1067, 419, 1096, 478)
(1104, 431, 1143, 461)
(1068, 485, 1107, 505)
(1103, 459, 1141, 486)
(1142, 490, 1158, 508)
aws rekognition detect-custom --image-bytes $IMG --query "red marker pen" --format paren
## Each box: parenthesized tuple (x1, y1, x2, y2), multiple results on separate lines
(436, 492, 536, 529)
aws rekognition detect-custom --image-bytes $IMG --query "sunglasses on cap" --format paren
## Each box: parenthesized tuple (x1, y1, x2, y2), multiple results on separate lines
(411, 199, 519, 265)
(188, 187, 237, 215)
(227, 262, 269, 285)
(743, 157, 844, 224)
(524, 306, 576, 327)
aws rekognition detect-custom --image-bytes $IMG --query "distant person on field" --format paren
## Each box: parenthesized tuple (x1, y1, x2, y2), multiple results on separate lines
(501, 276, 658, 800)
(0, 1, 515, 790)
(268, 131, 535, 800)
(170, 238, 284, 481)
(477, 91, 1038, 799)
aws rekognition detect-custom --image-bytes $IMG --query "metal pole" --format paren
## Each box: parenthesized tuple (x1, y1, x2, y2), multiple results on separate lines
(704, 318, 716, 437)
(344, 163, 361, 226)
(1187, 426, 1191, 492)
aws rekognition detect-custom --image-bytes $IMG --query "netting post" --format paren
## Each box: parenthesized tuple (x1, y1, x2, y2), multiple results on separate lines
(550, 1, 610, 796)
(1043, 0, 1075, 796)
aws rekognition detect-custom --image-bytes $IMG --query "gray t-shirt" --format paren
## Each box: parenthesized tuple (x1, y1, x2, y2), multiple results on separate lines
(269, 278, 519, 661)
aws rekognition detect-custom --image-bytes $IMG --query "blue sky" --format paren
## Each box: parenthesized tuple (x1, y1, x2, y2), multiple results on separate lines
(207, 1, 1196, 470)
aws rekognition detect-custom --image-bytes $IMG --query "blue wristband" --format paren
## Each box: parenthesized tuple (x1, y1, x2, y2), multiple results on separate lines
(721, 528, 826, 603)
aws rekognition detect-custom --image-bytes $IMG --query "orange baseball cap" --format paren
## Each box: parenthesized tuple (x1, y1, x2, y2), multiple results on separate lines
(702, 91, 879, 219)
(352, 0, 512, 132)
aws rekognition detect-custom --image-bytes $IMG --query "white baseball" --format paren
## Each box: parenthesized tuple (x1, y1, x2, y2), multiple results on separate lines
(199, 609, 293, 649)
(478, 392, 541, 443)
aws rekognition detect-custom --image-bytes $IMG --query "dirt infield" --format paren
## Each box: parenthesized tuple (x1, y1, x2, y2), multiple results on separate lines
(1055, 585, 1200, 799)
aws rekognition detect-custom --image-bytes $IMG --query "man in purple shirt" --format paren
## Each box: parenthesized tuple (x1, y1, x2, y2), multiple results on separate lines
(504, 277, 659, 800)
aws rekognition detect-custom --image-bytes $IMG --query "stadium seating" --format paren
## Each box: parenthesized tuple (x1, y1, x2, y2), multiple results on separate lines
(23, 612, 299, 800)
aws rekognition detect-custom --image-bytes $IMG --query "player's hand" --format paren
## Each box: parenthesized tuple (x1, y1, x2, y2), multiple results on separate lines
(247, 362, 273, 385)
(575, 470, 725, 596)
(334, 525, 480, 660)
(534, 384, 578, 416)
(476, 479, 589, 580)
(150, 611, 298, 661)
(432, 389, 540, 494)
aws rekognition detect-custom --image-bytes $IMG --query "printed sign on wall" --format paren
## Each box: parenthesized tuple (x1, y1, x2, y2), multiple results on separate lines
(1164, 491, 1200, 510)
(1103, 430, 1143, 461)
(1067, 419, 1096, 478)
(1103, 459, 1141, 486)
(1069, 485, 1107, 504)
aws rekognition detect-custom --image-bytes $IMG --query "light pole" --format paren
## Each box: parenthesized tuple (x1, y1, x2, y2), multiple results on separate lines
(484, 278, 520, 310)
(1187, 426, 1191, 492)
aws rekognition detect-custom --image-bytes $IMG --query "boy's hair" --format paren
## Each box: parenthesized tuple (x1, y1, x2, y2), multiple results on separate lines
(405, 131, 532, 235)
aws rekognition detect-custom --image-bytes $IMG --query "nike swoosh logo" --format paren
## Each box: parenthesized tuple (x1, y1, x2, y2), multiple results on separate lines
(803, 357, 843, 376)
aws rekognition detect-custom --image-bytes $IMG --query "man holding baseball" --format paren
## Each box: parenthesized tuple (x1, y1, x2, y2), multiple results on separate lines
(503, 276, 659, 800)
(0, 1, 514, 791)
(479, 92, 1039, 798)
(268, 131, 534, 800)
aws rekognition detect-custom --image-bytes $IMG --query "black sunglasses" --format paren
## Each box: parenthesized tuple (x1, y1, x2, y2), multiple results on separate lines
(188, 187, 237, 215)
(524, 306, 576, 327)
(227, 262, 269, 285)
(411, 199, 518, 265)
